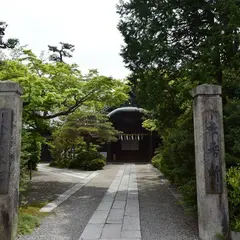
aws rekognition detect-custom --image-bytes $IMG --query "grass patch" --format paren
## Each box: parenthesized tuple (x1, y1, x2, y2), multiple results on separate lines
(18, 202, 50, 236)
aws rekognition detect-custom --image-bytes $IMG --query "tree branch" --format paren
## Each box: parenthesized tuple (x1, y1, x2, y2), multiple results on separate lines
(29, 57, 43, 78)
(34, 88, 99, 119)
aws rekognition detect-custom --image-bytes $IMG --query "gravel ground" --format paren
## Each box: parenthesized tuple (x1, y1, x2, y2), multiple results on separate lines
(21, 164, 92, 205)
(137, 164, 200, 240)
(18, 164, 120, 240)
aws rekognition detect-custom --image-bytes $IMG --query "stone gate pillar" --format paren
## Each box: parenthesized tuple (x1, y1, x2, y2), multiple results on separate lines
(192, 84, 230, 240)
(0, 81, 23, 240)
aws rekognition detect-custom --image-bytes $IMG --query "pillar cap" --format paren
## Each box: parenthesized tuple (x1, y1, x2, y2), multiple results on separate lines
(191, 84, 221, 97)
(0, 81, 23, 95)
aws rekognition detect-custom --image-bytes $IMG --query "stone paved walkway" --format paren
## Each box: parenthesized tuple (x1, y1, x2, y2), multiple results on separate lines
(79, 164, 140, 240)
(19, 163, 200, 240)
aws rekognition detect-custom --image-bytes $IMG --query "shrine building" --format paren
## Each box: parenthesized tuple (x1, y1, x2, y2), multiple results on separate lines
(104, 106, 159, 163)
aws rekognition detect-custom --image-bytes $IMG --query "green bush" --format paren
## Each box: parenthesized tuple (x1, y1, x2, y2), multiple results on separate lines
(226, 166, 240, 231)
(20, 131, 45, 198)
(76, 150, 103, 162)
(49, 160, 68, 168)
(18, 203, 49, 236)
(151, 99, 240, 230)
(224, 99, 240, 168)
(20, 131, 31, 194)
(151, 152, 162, 169)
(68, 150, 105, 169)
(152, 111, 197, 210)
(49, 161, 57, 167)
(82, 158, 106, 171)
(18, 213, 40, 235)
(50, 149, 106, 171)
(178, 179, 197, 210)
(21, 131, 44, 171)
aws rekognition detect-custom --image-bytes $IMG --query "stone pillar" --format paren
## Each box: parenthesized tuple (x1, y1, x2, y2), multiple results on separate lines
(191, 84, 230, 240)
(0, 81, 23, 240)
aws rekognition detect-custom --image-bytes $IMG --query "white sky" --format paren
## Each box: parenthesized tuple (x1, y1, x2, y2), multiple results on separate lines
(1, 0, 130, 79)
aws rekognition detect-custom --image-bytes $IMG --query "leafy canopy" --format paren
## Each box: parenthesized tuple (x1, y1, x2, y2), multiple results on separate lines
(117, 0, 240, 130)
(117, 0, 240, 230)
(0, 49, 130, 132)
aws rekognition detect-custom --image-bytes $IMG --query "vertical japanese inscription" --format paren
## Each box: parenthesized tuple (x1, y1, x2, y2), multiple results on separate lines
(203, 110, 223, 194)
(0, 109, 12, 194)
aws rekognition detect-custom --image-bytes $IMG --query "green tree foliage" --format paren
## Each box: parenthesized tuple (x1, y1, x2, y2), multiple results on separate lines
(64, 110, 120, 145)
(118, 0, 240, 84)
(0, 47, 129, 174)
(50, 109, 119, 170)
(226, 166, 240, 231)
(118, 0, 240, 229)
(0, 24, 130, 192)
(0, 49, 129, 132)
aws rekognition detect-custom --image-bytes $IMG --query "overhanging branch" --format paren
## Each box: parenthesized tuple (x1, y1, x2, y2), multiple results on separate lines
(34, 88, 99, 119)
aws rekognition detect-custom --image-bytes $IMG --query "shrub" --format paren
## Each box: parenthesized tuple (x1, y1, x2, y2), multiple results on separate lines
(226, 166, 240, 231)
(82, 158, 106, 171)
(178, 179, 197, 210)
(151, 154, 161, 169)
(18, 203, 49, 236)
(151, 99, 240, 230)
(50, 160, 68, 168)
(67, 150, 104, 169)
(18, 213, 40, 235)
(76, 150, 103, 162)
(224, 99, 240, 168)
(20, 131, 31, 194)
(20, 130, 45, 201)
(49, 161, 57, 167)
(152, 111, 197, 210)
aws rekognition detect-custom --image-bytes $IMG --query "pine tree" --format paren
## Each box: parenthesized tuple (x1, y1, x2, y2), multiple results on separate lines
(0, 22, 18, 49)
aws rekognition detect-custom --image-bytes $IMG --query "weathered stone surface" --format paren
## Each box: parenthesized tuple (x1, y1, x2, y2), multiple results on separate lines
(89, 210, 109, 224)
(191, 84, 221, 97)
(106, 208, 124, 223)
(97, 201, 113, 211)
(0, 109, 12, 194)
(192, 84, 230, 240)
(0, 81, 23, 240)
(80, 223, 104, 239)
(203, 110, 223, 194)
(112, 200, 126, 209)
(101, 223, 122, 239)
(121, 230, 141, 238)
(231, 231, 240, 240)
(123, 216, 141, 231)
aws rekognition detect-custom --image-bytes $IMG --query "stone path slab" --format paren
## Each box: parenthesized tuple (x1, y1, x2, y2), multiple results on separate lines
(79, 164, 141, 240)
